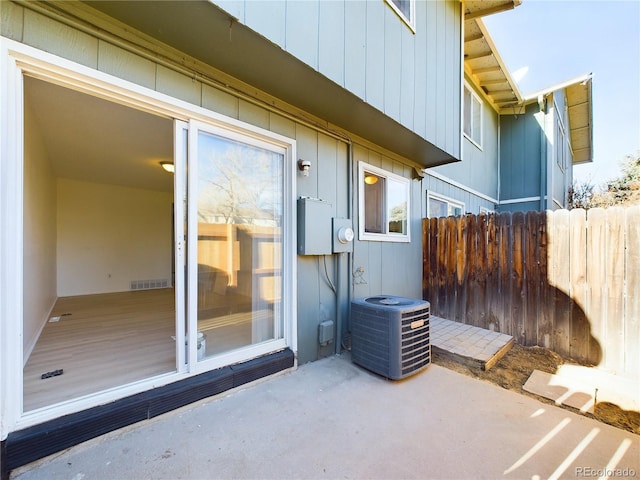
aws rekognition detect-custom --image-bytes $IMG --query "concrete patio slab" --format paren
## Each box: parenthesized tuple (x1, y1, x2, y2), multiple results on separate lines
(11, 354, 639, 480)
(430, 316, 514, 371)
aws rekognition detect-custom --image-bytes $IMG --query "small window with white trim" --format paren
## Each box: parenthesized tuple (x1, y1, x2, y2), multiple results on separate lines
(385, 0, 416, 32)
(427, 192, 464, 218)
(479, 206, 494, 215)
(556, 122, 566, 172)
(359, 162, 411, 242)
(463, 83, 483, 149)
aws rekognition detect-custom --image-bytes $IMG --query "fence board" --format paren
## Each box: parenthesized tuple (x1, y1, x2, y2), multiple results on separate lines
(586, 208, 607, 367)
(511, 212, 526, 345)
(444, 216, 457, 319)
(606, 207, 625, 374)
(625, 206, 640, 378)
(538, 211, 552, 349)
(486, 214, 500, 332)
(422, 207, 637, 377)
(422, 218, 433, 299)
(570, 209, 589, 362)
(464, 215, 478, 325)
(475, 214, 488, 328)
(455, 215, 468, 323)
(429, 217, 439, 314)
(436, 217, 447, 316)
(525, 211, 541, 346)
(551, 210, 571, 357)
(497, 212, 512, 335)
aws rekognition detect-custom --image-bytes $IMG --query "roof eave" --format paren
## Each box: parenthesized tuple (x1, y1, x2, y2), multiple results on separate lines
(522, 73, 594, 164)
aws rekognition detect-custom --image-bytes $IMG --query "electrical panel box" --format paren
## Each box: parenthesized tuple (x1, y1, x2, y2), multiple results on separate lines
(297, 197, 332, 255)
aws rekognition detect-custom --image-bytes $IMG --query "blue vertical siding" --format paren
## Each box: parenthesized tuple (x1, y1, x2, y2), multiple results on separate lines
(344, 1, 367, 100)
(2, 0, 450, 369)
(227, 0, 462, 160)
(318, 1, 345, 86)
(285, 1, 319, 69)
(499, 103, 543, 201)
(428, 77, 498, 204)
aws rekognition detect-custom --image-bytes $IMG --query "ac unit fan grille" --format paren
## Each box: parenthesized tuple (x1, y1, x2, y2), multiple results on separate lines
(400, 307, 430, 376)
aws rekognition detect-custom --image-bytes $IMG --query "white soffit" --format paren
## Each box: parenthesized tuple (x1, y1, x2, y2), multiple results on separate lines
(464, 0, 523, 20)
(524, 73, 594, 164)
(463, 8, 523, 113)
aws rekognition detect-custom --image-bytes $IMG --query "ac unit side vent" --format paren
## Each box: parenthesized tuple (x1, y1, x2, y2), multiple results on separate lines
(351, 296, 430, 380)
(130, 279, 169, 291)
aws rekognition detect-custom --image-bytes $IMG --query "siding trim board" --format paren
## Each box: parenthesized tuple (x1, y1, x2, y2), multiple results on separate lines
(500, 196, 543, 205)
(425, 170, 498, 204)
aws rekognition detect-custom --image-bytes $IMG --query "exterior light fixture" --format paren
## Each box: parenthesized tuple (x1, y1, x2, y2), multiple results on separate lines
(297, 159, 311, 177)
(160, 161, 175, 173)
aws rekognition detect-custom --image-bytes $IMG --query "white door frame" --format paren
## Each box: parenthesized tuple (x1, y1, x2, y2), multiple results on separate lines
(0, 38, 296, 436)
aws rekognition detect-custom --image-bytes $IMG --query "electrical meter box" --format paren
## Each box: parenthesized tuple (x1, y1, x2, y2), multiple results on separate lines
(297, 197, 332, 255)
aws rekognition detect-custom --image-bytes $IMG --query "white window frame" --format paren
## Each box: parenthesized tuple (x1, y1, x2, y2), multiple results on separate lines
(0, 38, 297, 433)
(479, 206, 494, 215)
(385, 0, 416, 33)
(555, 106, 567, 173)
(426, 191, 465, 218)
(358, 162, 411, 243)
(463, 82, 483, 150)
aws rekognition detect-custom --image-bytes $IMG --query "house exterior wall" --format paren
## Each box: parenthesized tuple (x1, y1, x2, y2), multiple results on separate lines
(214, 0, 462, 159)
(1, 0, 430, 377)
(498, 92, 574, 213)
(425, 77, 499, 215)
(498, 102, 544, 211)
(549, 91, 573, 209)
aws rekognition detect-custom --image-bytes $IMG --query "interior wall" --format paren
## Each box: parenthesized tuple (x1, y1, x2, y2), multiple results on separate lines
(23, 101, 58, 360)
(57, 178, 173, 296)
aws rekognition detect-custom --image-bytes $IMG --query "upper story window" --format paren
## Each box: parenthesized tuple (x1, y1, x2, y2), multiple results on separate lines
(463, 83, 483, 149)
(359, 162, 411, 242)
(555, 108, 568, 172)
(385, 0, 416, 32)
(427, 192, 464, 218)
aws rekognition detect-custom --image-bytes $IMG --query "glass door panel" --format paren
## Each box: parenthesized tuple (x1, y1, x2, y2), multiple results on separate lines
(193, 129, 284, 361)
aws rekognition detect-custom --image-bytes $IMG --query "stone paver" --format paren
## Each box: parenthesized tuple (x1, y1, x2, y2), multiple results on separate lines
(431, 316, 514, 370)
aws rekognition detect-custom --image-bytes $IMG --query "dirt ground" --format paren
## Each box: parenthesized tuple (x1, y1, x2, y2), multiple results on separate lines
(432, 344, 640, 435)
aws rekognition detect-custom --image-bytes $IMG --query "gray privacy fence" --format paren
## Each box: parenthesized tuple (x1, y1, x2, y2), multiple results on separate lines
(422, 206, 639, 379)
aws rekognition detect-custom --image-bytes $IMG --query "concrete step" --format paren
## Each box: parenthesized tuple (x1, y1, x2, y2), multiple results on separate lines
(430, 316, 514, 371)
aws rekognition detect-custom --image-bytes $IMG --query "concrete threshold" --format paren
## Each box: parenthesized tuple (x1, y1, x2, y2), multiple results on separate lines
(430, 316, 514, 371)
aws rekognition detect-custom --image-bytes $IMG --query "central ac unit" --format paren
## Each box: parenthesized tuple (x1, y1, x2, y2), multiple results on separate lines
(351, 295, 430, 380)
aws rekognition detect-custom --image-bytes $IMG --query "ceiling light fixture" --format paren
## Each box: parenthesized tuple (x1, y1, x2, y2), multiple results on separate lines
(160, 161, 175, 173)
(364, 174, 378, 185)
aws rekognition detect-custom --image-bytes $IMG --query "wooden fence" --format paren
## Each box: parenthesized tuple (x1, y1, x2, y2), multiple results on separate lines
(422, 206, 639, 379)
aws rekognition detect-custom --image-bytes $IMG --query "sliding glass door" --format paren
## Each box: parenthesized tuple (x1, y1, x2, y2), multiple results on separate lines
(186, 122, 290, 370)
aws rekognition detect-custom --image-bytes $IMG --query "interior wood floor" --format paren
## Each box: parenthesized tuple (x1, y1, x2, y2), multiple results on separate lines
(23, 289, 177, 412)
(23, 289, 266, 412)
